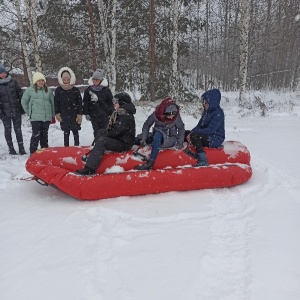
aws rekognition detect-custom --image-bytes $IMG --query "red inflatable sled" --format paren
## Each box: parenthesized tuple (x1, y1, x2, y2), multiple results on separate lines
(25, 141, 252, 200)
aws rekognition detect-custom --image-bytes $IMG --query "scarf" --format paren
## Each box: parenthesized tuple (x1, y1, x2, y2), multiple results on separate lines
(60, 83, 74, 90)
(108, 108, 126, 129)
(90, 85, 104, 92)
(0, 74, 11, 84)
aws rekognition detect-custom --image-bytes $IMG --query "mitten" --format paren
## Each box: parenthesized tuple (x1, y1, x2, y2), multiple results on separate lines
(85, 115, 91, 121)
(55, 113, 62, 122)
(76, 115, 82, 124)
(140, 139, 146, 146)
(89, 91, 98, 102)
(174, 142, 183, 150)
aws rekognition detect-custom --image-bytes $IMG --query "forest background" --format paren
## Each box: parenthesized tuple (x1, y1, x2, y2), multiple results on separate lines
(0, 0, 299, 103)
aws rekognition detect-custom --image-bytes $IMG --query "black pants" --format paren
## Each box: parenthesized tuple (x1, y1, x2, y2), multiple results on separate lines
(86, 136, 130, 170)
(185, 130, 209, 153)
(2, 115, 24, 149)
(63, 130, 79, 146)
(91, 116, 109, 138)
(30, 121, 50, 154)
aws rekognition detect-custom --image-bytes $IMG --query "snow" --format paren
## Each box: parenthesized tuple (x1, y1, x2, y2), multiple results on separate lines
(1, 90, 300, 300)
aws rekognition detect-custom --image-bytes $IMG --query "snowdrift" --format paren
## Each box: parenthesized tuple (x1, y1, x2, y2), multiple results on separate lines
(25, 141, 252, 200)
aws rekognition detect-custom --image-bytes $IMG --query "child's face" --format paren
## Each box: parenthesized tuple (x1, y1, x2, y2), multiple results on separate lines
(166, 114, 175, 119)
(92, 79, 101, 86)
(36, 79, 45, 87)
(63, 77, 70, 84)
(0, 72, 6, 79)
(203, 100, 209, 110)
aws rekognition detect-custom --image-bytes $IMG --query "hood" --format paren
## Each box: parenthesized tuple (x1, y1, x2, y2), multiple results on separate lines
(57, 67, 76, 85)
(155, 97, 179, 123)
(88, 77, 108, 87)
(201, 89, 221, 109)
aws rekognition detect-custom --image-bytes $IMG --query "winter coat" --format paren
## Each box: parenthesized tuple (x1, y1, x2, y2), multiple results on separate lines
(141, 99, 185, 148)
(83, 78, 113, 120)
(192, 89, 225, 148)
(0, 74, 23, 118)
(99, 108, 136, 150)
(21, 85, 55, 122)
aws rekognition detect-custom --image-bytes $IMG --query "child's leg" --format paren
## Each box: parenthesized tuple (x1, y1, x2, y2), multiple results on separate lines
(73, 130, 79, 146)
(40, 121, 50, 148)
(30, 121, 42, 154)
(64, 130, 70, 147)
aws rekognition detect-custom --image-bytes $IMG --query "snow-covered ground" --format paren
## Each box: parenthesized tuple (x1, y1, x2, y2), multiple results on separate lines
(1, 90, 300, 300)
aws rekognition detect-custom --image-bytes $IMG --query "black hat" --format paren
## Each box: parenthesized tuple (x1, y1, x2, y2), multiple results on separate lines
(113, 92, 132, 106)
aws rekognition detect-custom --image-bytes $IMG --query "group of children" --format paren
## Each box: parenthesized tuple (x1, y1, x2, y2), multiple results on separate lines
(0, 64, 225, 175)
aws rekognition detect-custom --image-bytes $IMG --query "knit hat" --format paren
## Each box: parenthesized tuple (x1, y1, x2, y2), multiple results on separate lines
(0, 64, 6, 73)
(113, 92, 132, 106)
(164, 104, 178, 115)
(92, 69, 104, 81)
(33, 72, 46, 84)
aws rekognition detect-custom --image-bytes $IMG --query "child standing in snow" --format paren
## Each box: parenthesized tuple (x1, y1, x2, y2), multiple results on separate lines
(21, 72, 55, 155)
(54, 67, 83, 146)
(82, 69, 113, 139)
(0, 63, 26, 155)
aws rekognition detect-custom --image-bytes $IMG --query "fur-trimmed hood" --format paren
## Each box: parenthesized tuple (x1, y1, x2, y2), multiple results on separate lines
(88, 77, 109, 87)
(57, 67, 76, 85)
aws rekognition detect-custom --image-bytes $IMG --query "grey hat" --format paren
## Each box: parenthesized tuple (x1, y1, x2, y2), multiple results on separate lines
(164, 104, 178, 115)
(0, 64, 6, 73)
(92, 69, 104, 80)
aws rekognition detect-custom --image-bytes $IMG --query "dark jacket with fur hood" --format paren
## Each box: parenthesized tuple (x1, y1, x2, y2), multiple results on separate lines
(54, 67, 83, 131)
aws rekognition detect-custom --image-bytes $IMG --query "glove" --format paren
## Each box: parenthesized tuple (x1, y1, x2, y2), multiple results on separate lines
(140, 139, 146, 146)
(85, 115, 91, 121)
(76, 115, 82, 124)
(174, 142, 183, 150)
(55, 113, 62, 122)
(89, 91, 98, 102)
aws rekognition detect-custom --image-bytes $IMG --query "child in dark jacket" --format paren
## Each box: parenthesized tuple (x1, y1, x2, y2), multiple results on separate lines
(54, 67, 83, 146)
(186, 88, 225, 166)
(76, 92, 136, 175)
(0, 64, 26, 155)
(82, 69, 113, 139)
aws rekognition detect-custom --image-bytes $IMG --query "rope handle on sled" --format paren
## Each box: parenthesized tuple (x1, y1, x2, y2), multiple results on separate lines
(132, 146, 149, 162)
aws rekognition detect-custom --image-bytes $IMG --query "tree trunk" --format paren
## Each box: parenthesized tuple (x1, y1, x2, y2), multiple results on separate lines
(238, 0, 251, 105)
(171, 0, 179, 99)
(86, 0, 97, 70)
(149, 0, 155, 101)
(13, 0, 32, 84)
(24, 0, 43, 72)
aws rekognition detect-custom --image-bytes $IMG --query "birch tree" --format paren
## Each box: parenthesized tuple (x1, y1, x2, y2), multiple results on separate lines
(170, 0, 179, 99)
(238, 0, 251, 105)
(97, 0, 117, 94)
(13, 0, 33, 84)
(24, 0, 43, 72)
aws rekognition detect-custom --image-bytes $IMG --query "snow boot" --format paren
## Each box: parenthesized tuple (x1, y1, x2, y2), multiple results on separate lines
(9, 146, 17, 155)
(194, 152, 208, 167)
(18, 144, 27, 155)
(75, 166, 96, 176)
(135, 160, 154, 170)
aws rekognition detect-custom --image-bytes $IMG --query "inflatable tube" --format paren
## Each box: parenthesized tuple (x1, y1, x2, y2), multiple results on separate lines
(25, 141, 252, 200)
